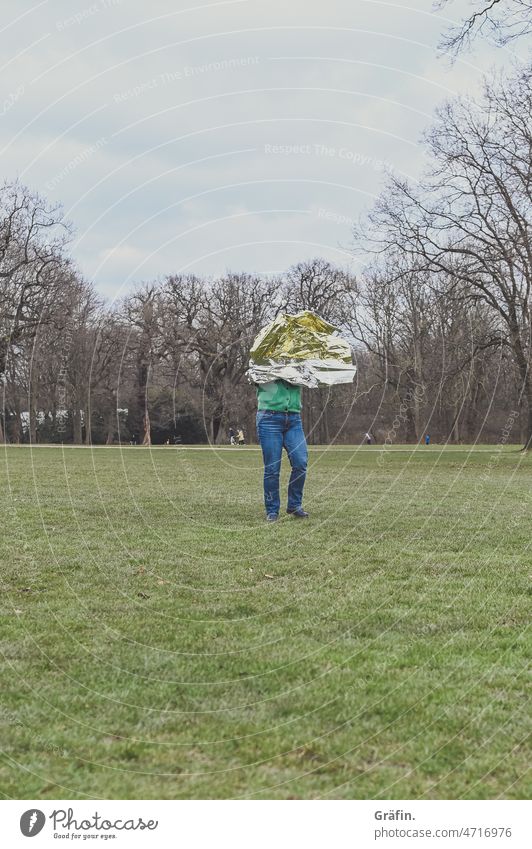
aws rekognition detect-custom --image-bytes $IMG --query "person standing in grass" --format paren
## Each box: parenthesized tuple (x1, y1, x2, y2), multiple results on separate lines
(256, 379, 309, 522)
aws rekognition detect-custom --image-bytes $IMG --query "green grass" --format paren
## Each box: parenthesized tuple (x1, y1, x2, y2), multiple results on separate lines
(0, 444, 530, 800)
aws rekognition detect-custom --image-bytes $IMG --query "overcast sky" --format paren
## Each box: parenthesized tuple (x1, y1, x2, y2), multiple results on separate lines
(1, 0, 529, 301)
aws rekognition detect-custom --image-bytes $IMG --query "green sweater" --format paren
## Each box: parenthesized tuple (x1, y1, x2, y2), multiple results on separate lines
(256, 380, 302, 412)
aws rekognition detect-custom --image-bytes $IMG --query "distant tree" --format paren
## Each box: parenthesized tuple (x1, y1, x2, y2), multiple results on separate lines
(87, 313, 127, 445)
(282, 258, 355, 324)
(162, 272, 278, 442)
(348, 262, 431, 441)
(356, 69, 532, 448)
(283, 259, 356, 443)
(0, 181, 71, 442)
(437, 0, 532, 54)
(121, 284, 161, 446)
(61, 279, 103, 444)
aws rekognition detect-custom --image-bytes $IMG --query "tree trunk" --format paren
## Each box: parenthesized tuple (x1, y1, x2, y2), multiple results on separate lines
(508, 322, 531, 450)
(522, 383, 532, 451)
(211, 414, 221, 444)
(518, 396, 527, 446)
(13, 419, 21, 443)
(142, 408, 151, 445)
(450, 405, 460, 444)
(84, 405, 91, 444)
(405, 405, 417, 443)
(405, 373, 422, 442)
(72, 405, 82, 444)
(28, 362, 38, 444)
(136, 356, 151, 446)
(101, 404, 114, 444)
(465, 383, 480, 442)
(29, 409, 37, 444)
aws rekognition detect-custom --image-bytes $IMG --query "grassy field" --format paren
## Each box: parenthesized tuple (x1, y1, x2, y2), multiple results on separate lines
(0, 443, 530, 800)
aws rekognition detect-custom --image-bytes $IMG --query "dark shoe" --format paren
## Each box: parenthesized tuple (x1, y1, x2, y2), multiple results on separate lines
(266, 513, 279, 522)
(287, 508, 309, 518)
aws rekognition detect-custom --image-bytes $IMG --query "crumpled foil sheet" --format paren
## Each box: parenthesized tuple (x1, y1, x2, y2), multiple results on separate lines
(247, 311, 356, 388)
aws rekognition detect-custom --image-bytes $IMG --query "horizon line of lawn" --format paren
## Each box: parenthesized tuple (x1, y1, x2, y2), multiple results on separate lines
(0, 443, 526, 451)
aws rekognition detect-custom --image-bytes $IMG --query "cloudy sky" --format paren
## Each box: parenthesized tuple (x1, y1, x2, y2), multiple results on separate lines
(1, 0, 528, 300)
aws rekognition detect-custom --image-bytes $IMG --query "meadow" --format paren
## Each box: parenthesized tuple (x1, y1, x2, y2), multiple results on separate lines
(0, 444, 530, 799)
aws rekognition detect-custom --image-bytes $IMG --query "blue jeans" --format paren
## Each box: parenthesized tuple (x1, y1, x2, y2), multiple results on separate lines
(256, 411, 308, 514)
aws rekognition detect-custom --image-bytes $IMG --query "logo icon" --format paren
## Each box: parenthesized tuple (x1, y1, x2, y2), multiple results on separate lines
(20, 810, 46, 837)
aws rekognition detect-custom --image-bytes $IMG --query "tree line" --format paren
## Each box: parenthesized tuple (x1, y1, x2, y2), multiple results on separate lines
(1, 66, 530, 447)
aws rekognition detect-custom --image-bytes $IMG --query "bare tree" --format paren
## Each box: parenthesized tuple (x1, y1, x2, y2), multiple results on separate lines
(86, 313, 129, 445)
(357, 69, 532, 447)
(0, 182, 71, 375)
(437, 0, 532, 54)
(0, 169, 526, 446)
(59, 278, 103, 444)
(282, 259, 356, 443)
(0, 181, 72, 442)
(162, 272, 278, 442)
(120, 284, 161, 446)
(282, 258, 355, 324)
(348, 263, 431, 440)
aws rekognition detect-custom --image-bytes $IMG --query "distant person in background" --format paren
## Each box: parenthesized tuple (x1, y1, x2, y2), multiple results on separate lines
(229, 426, 236, 445)
(425, 433, 430, 445)
(364, 432, 372, 445)
(237, 427, 245, 446)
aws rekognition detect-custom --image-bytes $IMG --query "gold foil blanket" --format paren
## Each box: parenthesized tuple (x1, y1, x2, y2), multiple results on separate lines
(247, 311, 356, 388)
